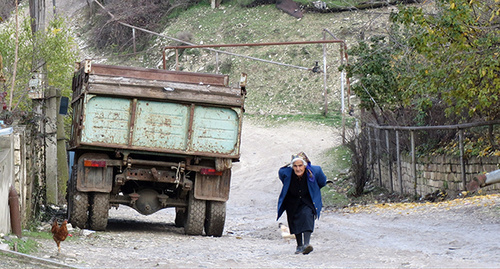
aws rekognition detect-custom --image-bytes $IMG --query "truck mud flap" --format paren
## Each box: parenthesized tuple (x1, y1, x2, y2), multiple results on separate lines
(77, 153, 113, 193)
(194, 170, 231, 202)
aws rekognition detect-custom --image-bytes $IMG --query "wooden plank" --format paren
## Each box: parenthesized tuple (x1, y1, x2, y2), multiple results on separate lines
(89, 63, 228, 86)
(89, 75, 240, 97)
(87, 83, 244, 107)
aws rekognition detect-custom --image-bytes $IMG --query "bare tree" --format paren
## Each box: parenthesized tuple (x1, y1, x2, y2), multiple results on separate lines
(0, 0, 16, 21)
(90, 0, 195, 52)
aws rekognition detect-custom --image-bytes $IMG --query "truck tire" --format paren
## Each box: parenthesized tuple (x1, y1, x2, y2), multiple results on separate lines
(184, 191, 206, 235)
(204, 201, 226, 237)
(67, 168, 89, 229)
(89, 192, 109, 231)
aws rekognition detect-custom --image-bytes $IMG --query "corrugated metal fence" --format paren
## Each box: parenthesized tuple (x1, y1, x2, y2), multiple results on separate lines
(0, 126, 29, 234)
(0, 127, 14, 234)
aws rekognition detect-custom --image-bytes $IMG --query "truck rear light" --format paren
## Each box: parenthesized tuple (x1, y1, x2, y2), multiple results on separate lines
(84, 160, 107, 167)
(200, 168, 223, 176)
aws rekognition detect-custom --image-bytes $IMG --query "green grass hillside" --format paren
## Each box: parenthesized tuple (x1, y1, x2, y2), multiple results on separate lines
(84, 1, 398, 123)
(158, 3, 392, 119)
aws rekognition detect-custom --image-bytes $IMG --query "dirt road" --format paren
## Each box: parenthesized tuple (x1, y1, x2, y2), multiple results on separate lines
(32, 121, 499, 268)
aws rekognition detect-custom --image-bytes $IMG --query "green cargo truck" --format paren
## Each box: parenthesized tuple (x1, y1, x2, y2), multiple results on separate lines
(67, 60, 246, 236)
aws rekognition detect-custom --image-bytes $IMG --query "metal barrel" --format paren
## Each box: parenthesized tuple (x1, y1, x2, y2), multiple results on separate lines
(8, 185, 22, 237)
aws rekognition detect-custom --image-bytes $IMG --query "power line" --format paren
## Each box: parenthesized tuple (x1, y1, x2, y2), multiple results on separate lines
(92, 0, 319, 70)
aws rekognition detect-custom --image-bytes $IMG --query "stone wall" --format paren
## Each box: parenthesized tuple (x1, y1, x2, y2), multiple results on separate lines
(374, 154, 500, 197)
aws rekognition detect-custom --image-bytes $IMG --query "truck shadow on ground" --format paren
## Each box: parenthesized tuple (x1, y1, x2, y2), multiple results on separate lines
(105, 218, 184, 234)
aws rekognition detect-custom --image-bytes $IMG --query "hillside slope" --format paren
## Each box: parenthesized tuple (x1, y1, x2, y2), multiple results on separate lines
(70, 1, 420, 117)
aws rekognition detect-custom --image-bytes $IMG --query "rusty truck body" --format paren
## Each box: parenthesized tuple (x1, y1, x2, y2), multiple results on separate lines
(67, 60, 246, 236)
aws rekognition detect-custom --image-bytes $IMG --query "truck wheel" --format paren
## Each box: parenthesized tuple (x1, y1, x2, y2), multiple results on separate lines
(67, 168, 88, 229)
(175, 208, 186, 228)
(89, 192, 109, 231)
(204, 201, 226, 237)
(184, 191, 206, 235)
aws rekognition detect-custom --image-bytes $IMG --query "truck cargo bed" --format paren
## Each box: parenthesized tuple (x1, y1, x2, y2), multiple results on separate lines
(69, 61, 245, 159)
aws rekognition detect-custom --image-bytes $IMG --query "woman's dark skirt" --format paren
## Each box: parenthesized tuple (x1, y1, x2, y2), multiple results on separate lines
(286, 203, 315, 234)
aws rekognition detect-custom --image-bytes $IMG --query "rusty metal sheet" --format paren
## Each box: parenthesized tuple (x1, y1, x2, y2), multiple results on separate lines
(79, 94, 241, 157)
(190, 106, 241, 155)
(76, 153, 113, 192)
(125, 168, 177, 182)
(194, 170, 231, 202)
(132, 100, 190, 150)
(81, 95, 131, 145)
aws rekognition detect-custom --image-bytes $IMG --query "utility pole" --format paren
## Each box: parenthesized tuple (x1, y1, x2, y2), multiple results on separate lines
(29, 0, 59, 205)
(28, 0, 47, 208)
(29, 0, 67, 206)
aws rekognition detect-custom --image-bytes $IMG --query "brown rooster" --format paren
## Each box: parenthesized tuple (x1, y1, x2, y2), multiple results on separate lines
(51, 219, 72, 253)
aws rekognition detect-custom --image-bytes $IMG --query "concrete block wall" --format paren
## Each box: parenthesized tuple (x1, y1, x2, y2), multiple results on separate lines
(374, 154, 500, 197)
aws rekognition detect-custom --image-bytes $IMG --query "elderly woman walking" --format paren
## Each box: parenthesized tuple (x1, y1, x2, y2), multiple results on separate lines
(277, 152, 327, 255)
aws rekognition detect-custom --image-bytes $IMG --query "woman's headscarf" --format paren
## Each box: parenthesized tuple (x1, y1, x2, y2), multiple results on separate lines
(289, 151, 310, 167)
(289, 152, 315, 182)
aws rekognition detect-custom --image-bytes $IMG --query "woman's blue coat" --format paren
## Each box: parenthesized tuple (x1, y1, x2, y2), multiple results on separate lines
(277, 164, 327, 220)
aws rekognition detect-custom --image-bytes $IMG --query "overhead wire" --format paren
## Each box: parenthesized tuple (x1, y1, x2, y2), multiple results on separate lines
(91, 0, 313, 70)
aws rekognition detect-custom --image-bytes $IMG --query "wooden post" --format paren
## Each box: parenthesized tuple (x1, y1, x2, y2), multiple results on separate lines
(396, 130, 403, 194)
(459, 129, 467, 190)
(488, 124, 496, 149)
(385, 129, 393, 192)
(175, 49, 179, 71)
(411, 130, 417, 195)
(322, 34, 328, 116)
(336, 37, 345, 142)
(215, 52, 219, 74)
(367, 127, 373, 181)
(132, 28, 136, 54)
(375, 128, 382, 186)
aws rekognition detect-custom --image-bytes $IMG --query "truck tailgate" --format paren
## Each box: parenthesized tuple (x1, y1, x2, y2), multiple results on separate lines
(79, 95, 241, 156)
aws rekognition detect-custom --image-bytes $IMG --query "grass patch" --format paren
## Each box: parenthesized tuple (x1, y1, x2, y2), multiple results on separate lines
(0, 230, 78, 255)
(22, 230, 54, 240)
(323, 144, 352, 177)
(322, 186, 350, 209)
(320, 144, 353, 208)
(1, 235, 39, 254)
(244, 111, 343, 128)
(319, 143, 409, 209)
